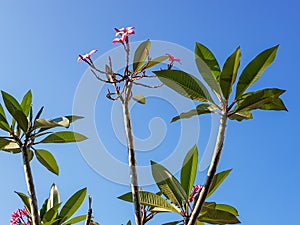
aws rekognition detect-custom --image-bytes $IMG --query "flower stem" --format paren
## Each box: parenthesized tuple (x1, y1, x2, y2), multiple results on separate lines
(122, 91, 142, 225)
(22, 145, 41, 225)
(187, 112, 227, 225)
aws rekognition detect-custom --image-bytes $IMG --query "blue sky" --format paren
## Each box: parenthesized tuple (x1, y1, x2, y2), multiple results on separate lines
(0, 0, 299, 225)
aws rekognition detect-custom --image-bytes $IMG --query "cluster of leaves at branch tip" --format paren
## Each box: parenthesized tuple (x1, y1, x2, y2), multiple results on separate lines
(119, 145, 240, 225)
(0, 90, 87, 175)
(16, 183, 89, 225)
(153, 42, 287, 122)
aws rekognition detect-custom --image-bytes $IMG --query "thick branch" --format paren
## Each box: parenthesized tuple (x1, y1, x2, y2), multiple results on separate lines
(187, 112, 227, 225)
(22, 146, 40, 225)
(122, 97, 142, 225)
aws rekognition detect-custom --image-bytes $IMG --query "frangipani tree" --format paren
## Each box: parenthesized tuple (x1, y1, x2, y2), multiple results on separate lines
(0, 90, 87, 225)
(151, 43, 287, 225)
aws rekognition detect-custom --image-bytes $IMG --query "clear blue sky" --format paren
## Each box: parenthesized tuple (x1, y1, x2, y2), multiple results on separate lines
(0, 0, 299, 225)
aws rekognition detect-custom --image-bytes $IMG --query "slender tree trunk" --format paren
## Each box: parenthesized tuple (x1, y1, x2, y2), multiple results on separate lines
(122, 101, 142, 225)
(187, 112, 227, 225)
(22, 146, 41, 225)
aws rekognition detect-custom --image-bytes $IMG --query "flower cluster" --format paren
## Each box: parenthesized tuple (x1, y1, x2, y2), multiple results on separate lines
(189, 184, 203, 202)
(10, 208, 30, 225)
(166, 53, 181, 64)
(112, 26, 135, 44)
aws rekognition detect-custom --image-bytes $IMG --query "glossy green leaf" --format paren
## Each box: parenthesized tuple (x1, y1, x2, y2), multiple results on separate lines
(1, 91, 28, 132)
(0, 104, 10, 132)
(220, 47, 241, 99)
(15, 191, 31, 213)
(195, 42, 223, 100)
(40, 131, 87, 144)
(62, 215, 87, 225)
(35, 149, 59, 175)
(28, 149, 34, 161)
(133, 40, 151, 72)
(235, 45, 279, 98)
(42, 203, 61, 223)
(21, 90, 32, 117)
(207, 169, 232, 198)
(40, 198, 49, 220)
(171, 104, 215, 123)
(144, 55, 168, 70)
(59, 188, 87, 222)
(195, 42, 221, 80)
(118, 191, 181, 214)
(154, 70, 212, 103)
(0, 137, 11, 148)
(151, 161, 187, 207)
(180, 145, 198, 196)
(47, 183, 60, 210)
(234, 88, 285, 113)
(0, 140, 21, 153)
(216, 204, 239, 217)
(14, 110, 29, 132)
(259, 97, 287, 111)
(126, 221, 131, 225)
(133, 94, 146, 104)
(228, 110, 253, 122)
(34, 117, 70, 130)
(198, 208, 240, 224)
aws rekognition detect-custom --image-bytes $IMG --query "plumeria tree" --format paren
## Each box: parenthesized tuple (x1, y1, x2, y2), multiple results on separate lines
(78, 26, 179, 225)
(0, 90, 87, 225)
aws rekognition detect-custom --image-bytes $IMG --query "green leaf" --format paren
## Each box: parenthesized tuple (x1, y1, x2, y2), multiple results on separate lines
(154, 70, 213, 103)
(133, 40, 151, 72)
(40, 198, 49, 220)
(198, 208, 240, 224)
(0, 137, 11, 148)
(40, 131, 87, 143)
(126, 221, 131, 225)
(42, 203, 61, 223)
(62, 215, 87, 225)
(144, 55, 168, 70)
(171, 104, 215, 122)
(0, 104, 10, 132)
(59, 188, 87, 222)
(195, 42, 221, 80)
(1, 91, 28, 132)
(35, 149, 59, 175)
(0, 140, 21, 153)
(235, 45, 279, 98)
(215, 204, 239, 217)
(233, 88, 286, 113)
(15, 110, 29, 132)
(21, 90, 32, 116)
(118, 191, 181, 214)
(151, 161, 187, 207)
(47, 183, 60, 209)
(15, 191, 31, 213)
(207, 169, 232, 198)
(34, 117, 70, 130)
(133, 94, 146, 104)
(228, 110, 253, 122)
(259, 97, 287, 111)
(195, 42, 223, 100)
(220, 47, 241, 99)
(180, 145, 198, 196)
(64, 115, 84, 123)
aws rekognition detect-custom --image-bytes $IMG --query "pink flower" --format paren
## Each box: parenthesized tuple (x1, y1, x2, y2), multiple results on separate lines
(77, 49, 98, 62)
(112, 26, 135, 44)
(10, 208, 30, 225)
(166, 53, 181, 64)
(189, 184, 203, 202)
